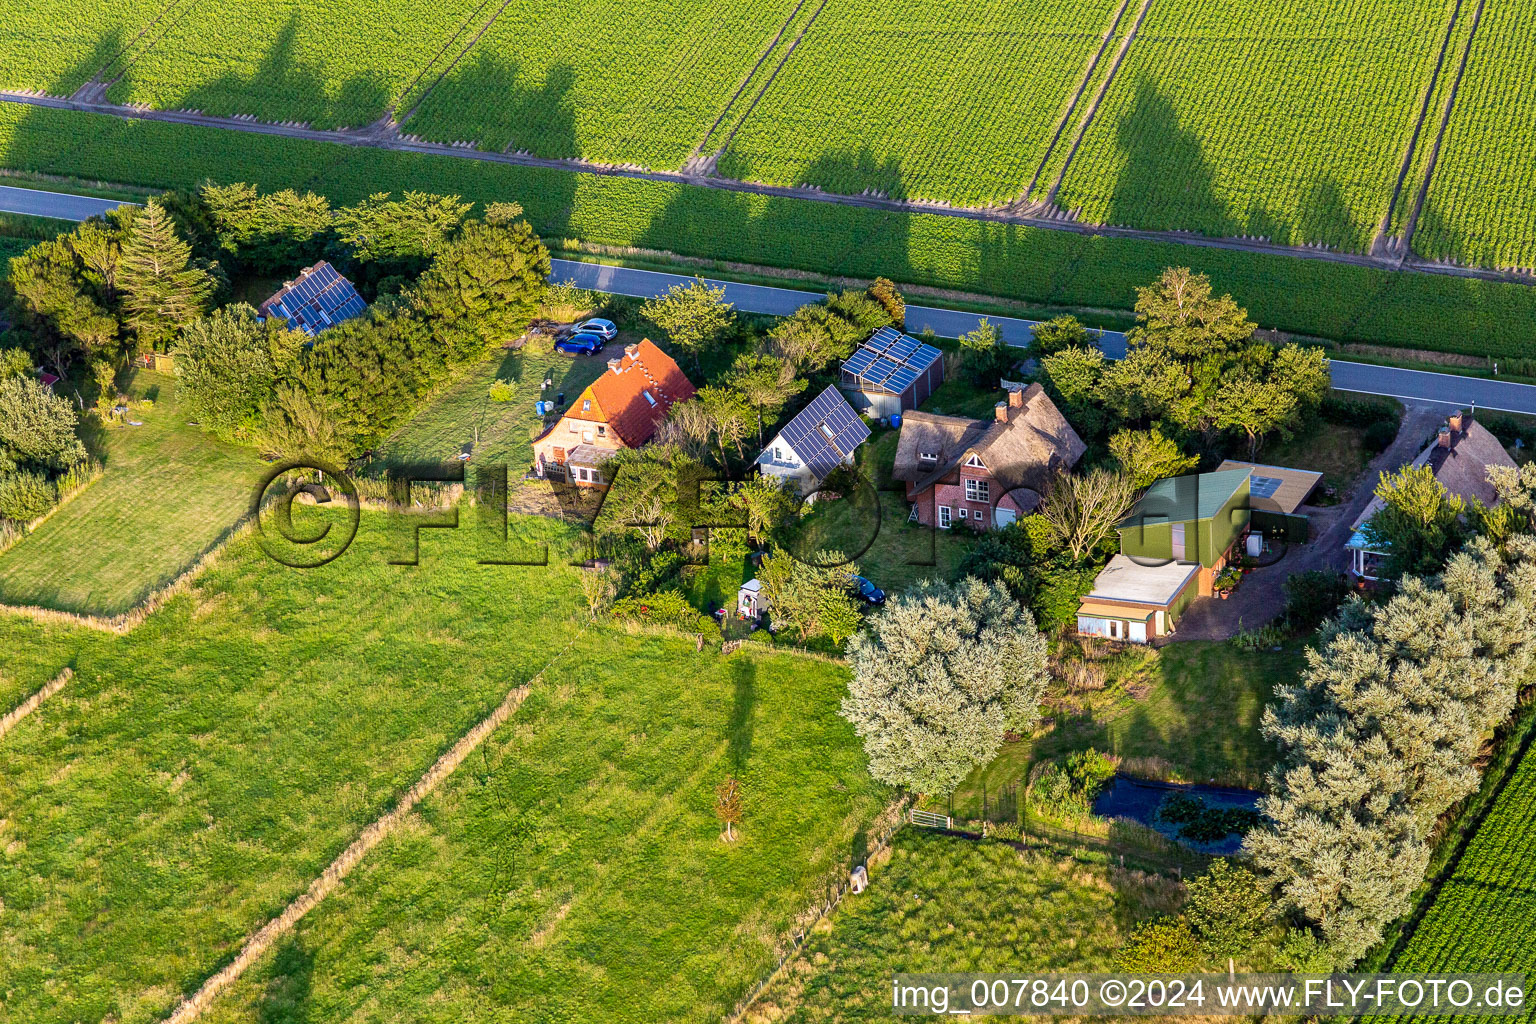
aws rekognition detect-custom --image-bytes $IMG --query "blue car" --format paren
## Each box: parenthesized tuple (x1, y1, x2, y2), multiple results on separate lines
(854, 576, 886, 605)
(576, 318, 618, 341)
(555, 332, 605, 355)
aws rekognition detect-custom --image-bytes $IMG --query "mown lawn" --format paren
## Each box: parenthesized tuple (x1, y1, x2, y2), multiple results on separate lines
(0, 510, 885, 1024)
(943, 638, 1302, 820)
(0, 369, 262, 615)
(743, 829, 1183, 1022)
(783, 430, 974, 597)
(0, 615, 100, 713)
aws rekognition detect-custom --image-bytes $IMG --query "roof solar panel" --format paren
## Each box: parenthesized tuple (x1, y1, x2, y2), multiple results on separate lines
(840, 328, 943, 396)
(842, 349, 876, 376)
(1250, 475, 1283, 499)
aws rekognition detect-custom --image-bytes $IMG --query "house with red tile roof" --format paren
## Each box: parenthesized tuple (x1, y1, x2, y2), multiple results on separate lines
(532, 339, 697, 486)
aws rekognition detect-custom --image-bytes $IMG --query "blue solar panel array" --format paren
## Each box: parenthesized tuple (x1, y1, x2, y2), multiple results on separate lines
(1250, 475, 1283, 500)
(778, 385, 871, 480)
(262, 261, 368, 337)
(841, 326, 943, 395)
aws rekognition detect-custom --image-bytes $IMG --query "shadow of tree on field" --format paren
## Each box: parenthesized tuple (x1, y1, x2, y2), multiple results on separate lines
(1104, 80, 1237, 241)
(257, 940, 317, 1024)
(728, 658, 757, 771)
(402, 50, 579, 159)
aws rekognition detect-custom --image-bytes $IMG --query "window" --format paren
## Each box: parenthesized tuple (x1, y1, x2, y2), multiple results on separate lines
(965, 454, 985, 468)
(642, 390, 656, 407)
(1171, 522, 1186, 561)
(938, 505, 952, 529)
(582, 399, 591, 411)
(818, 422, 836, 442)
(597, 425, 606, 437)
(1108, 619, 1121, 640)
(965, 479, 989, 503)
(582, 430, 593, 443)
(958, 508, 968, 519)
(773, 447, 784, 462)
(919, 451, 938, 462)
(567, 420, 578, 433)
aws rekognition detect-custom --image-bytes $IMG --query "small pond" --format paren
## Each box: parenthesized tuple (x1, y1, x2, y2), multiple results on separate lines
(1092, 774, 1264, 856)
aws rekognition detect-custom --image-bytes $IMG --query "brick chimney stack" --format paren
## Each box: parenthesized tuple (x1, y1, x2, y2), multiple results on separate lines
(995, 402, 1009, 423)
(1448, 409, 1464, 433)
(1438, 425, 1453, 448)
(1008, 387, 1025, 409)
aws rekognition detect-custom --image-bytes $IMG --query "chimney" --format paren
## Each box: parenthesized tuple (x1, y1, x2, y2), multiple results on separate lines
(607, 357, 623, 375)
(1448, 409, 1464, 433)
(1007, 387, 1025, 409)
(1438, 425, 1453, 448)
(995, 402, 1009, 423)
(624, 343, 640, 359)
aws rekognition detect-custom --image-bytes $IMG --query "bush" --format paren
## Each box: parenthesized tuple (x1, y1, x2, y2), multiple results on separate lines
(1482, 412, 1536, 451)
(1283, 569, 1350, 630)
(987, 821, 1021, 841)
(1184, 860, 1272, 959)
(1114, 916, 1203, 973)
(0, 470, 57, 522)
(1363, 418, 1398, 453)
(610, 590, 705, 628)
(1030, 558, 1099, 631)
(1319, 393, 1400, 428)
(488, 379, 516, 403)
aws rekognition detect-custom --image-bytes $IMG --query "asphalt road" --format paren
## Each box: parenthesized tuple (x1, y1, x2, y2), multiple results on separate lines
(0, 184, 132, 220)
(1, 183, 1528, 415)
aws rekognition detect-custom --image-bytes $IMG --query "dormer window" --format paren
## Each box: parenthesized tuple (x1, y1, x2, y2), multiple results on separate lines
(582, 399, 591, 411)
(642, 390, 656, 407)
(965, 454, 985, 468)
(919, 451, 938, 462)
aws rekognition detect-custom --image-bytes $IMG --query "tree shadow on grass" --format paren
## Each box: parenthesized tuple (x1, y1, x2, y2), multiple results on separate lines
(728, 657, 756, 772)
(256, 939, 316, 1024)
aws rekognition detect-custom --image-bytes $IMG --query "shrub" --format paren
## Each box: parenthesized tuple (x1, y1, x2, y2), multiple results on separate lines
(988, 821, 1021, 841)
(0, 470, 57, 522)
(1283, 569, 1350, 630)
(1184, 860, 1273, 959)
(1319, 393, 1400, 428)
(610, 590, 705, 628)
(1114, 916, 1203, 973)
(489, 379, 516, 403)
(1363, 418, 1398, 453)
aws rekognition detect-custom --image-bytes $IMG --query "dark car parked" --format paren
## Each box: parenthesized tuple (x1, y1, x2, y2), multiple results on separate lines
(853, 576, 886, 605)
(555, 332, 605, 355)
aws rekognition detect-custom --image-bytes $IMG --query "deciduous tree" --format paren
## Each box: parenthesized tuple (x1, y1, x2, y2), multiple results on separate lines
(640, 277, 735, 372)
(1039, 468, 1138, 562)
(1108, 427, 1197, 488)
(841, 577, 1048, 795)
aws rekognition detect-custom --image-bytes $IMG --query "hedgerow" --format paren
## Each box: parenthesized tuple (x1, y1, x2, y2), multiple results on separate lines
(3, 104, 1536, 359)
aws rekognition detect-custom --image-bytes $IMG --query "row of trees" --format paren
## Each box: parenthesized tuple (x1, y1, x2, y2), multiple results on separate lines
(174, 201, 548, 461)
(1249, 466, 1536, 965)
(1041, 268, 1330, 467)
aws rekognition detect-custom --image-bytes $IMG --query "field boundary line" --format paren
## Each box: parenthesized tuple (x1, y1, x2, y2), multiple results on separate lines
(392, 0, 519, 130)
(686, 0, 813, 170)
(160, 631, 584, 1024)
(703, 0, 832, 171)
(1398, 0, 1487, 261)
(0, 514, 257, 634)
(1373, 0, 1466, 256)
(3, 91, 1536, 285)
(727, 795, 911, 1023)
(1016, 0, 1135, 208)
(0, 668, 73, 742)
(1042, 0, 1155, 208)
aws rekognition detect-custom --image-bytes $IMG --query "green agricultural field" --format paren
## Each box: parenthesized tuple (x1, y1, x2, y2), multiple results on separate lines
(0, 512, 887, 1024)
(0, 369, 263, 616)
(400, 0, 800, 165)
(1386, 728, 1536, 979)
(0, 0, 165, 95)
(1414, 2, 1536, 271)
(1053, 0, 1455, 252)
(4, 105, 1536, 360)
(716, 0, 1125, 207)
(742, 828, 1182, 1022)
(101, 0, 489, 129)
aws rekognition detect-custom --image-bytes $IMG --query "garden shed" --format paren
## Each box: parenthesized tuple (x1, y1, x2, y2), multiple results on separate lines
(737, 579, 769, 620)
(839, 326, 944, 417)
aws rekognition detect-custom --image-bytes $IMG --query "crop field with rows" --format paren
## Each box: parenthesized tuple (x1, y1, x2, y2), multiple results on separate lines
(4, 104, 1536, 361)
(0, 0, 166, 96)
(99, 0, 492, 129)
(1413, 1, 1536, 271)
(1388, 736, 1536, 977)
(1052, 0, 1457, 253)
(714, 0, 1125, 207)
(398, 0, 801, 166)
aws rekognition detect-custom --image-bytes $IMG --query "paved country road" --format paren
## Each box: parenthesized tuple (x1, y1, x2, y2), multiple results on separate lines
(554, 260, 1536, 415)
(2, 184, 1530, 415)
(0, 184, 130, 220)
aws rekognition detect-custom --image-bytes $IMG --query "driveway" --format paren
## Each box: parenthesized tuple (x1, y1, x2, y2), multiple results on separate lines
(1167, 404, 1443, 642)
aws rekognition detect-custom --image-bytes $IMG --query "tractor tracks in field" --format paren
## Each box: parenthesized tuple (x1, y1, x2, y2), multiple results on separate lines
(684, 0, 831, 176)
(3, 88, 1535, 289)
(1013, 0, 1137, 213)
(389, 0, 520, 132)
(1393, 0, 1487, 263)
(0, 668, 73, 744)
(72, 0, 205, 103)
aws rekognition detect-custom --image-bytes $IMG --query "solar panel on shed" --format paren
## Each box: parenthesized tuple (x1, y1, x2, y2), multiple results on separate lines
(1250, 475, 1283, 500)
(260, 261, 368, 337)
(840, 328, 943, 396)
